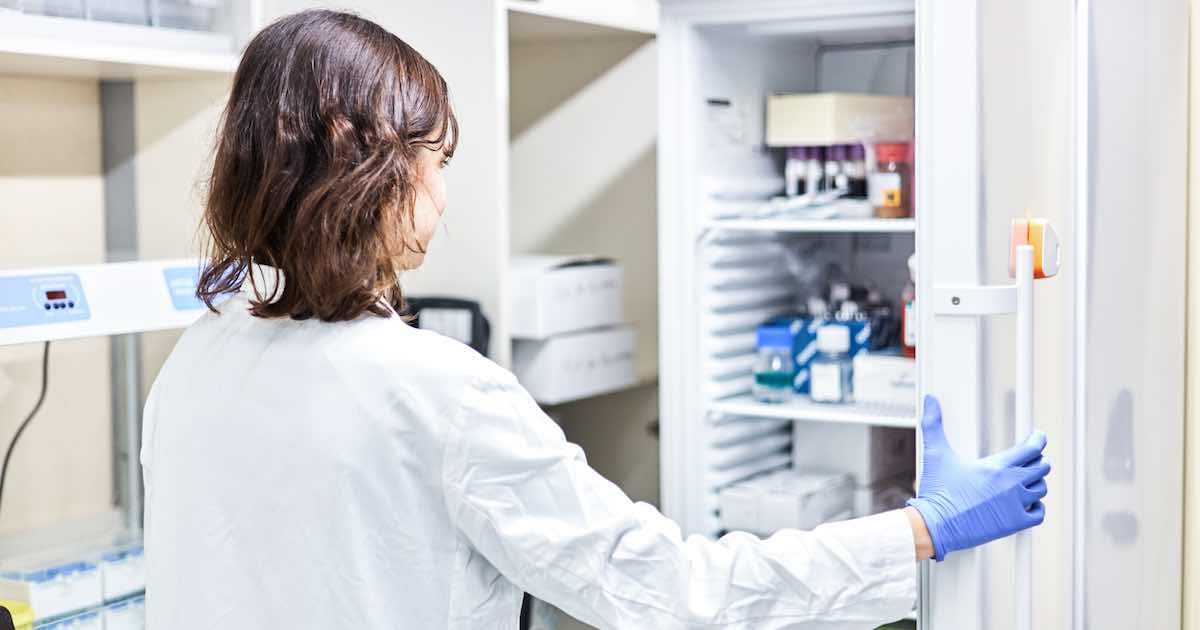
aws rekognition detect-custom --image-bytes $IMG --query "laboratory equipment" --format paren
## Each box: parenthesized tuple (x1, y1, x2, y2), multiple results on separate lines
(803, 146, 824, 196)
(823, 144, 843, 192)
(809, 324, 853, 403)
(658, 0, 1185, 627)
(900, 254, 916, 357)
(404, 297, 491, 356)
(869, 142, 912, 218)
(841, 144, 868, 198)
(751, 325, 794, 403)
(0, 259, 208, 346)
(783, 146, 808, 197)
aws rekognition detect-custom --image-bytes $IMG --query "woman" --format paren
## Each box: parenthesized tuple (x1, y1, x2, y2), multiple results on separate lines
(142, 10, 1050, 629)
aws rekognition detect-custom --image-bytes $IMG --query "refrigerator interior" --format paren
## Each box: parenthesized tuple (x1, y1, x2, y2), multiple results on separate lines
(677, 18, 917, 538)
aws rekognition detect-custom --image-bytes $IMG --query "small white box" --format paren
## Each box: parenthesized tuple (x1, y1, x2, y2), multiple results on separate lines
(853, 354, 917, 408)
(102, 594, 145, 630)
(0, 557, 103, 621)
(512, 326, 636, 404)
(792, 423, 915, 485)
(766, 92, 914, 147)
(39, 608, 102, 630)
(510, 255, 623, 339)
(718, 469, 854, 535)
(97, 543, 144, 602)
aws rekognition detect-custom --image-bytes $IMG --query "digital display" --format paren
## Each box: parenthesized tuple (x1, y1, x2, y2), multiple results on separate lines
(45, 290, 67, 301)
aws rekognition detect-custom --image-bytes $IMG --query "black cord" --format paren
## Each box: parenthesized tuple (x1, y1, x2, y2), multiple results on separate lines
(0, 341, 50, 521)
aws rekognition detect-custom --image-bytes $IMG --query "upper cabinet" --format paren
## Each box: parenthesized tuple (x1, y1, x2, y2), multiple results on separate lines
(0, 0, 261, 79)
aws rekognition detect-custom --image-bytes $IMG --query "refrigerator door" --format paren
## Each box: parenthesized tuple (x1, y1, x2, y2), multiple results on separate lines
(916, 0, 1186, 629)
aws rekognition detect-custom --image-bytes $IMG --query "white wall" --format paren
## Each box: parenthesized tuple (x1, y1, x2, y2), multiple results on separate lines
(263, 0, 512, 364)
(0, 76, 112, 534)
(508, 34, 661, 526)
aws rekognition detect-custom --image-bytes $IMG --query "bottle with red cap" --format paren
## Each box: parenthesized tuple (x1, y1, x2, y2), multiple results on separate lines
(869, 142, 912, 218)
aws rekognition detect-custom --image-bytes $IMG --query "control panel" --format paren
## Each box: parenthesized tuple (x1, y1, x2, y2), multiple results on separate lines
(162, 266, 205, 311)
(0, 259, 207, 347)
(0, 273, 91, 329)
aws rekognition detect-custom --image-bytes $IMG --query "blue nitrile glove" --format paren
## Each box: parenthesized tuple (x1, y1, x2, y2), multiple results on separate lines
(906, 395, 1050, 561)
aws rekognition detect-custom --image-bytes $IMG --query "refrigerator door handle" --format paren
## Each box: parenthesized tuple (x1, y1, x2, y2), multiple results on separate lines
(932, 219, 1060, 630)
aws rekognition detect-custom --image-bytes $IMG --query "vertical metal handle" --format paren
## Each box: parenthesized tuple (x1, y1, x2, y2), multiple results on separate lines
(1014, 245, 1034, 630)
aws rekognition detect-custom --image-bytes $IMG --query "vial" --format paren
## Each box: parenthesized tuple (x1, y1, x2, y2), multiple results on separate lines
(753, 326, 795, 404)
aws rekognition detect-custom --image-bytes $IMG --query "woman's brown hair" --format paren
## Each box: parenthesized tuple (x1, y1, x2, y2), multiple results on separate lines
(197, 9, 457, 322)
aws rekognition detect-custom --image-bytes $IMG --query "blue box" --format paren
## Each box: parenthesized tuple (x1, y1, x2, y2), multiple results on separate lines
(759, 316, 872, 394)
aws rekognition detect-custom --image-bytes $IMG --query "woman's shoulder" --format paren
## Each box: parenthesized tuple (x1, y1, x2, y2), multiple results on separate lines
(334, 314, 512, 392)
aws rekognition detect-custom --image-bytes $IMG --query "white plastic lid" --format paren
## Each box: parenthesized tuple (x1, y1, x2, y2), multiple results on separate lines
(817, 325, 851, 353)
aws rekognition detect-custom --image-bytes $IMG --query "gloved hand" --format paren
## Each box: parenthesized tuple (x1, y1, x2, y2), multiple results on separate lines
(907, 395, 1050, 561)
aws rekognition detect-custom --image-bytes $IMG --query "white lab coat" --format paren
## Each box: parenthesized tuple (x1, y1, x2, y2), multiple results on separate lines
(142, 280, 917, 630)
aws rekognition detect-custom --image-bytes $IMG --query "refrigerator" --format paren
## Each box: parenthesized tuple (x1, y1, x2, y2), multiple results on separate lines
(655, 0, 1187, 628)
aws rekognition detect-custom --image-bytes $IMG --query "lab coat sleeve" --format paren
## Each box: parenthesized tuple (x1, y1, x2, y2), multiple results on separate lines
(441, 371, 917, 630)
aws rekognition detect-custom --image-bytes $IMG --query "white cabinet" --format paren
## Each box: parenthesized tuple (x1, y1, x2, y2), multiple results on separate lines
(0, 1, 260, 78)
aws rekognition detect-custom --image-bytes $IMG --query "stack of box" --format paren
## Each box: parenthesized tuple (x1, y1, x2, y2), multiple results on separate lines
(509, 255, 636, 405)
(0, 539, 145, 629)
(792, 422, 916, 517)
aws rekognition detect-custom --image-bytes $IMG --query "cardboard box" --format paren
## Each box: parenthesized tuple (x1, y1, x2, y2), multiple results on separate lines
(759, 317, 871, 394)
(510, 255, 623, 339)
(512, 325, 636, 404)
(792, 423, 915, 485)
(766, 92, 914, 147)
(852, 353, 917, 408)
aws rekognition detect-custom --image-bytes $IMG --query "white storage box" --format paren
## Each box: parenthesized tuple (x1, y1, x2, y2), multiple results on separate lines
(102, 594, 145, 630)
(765, 92, 914, 147)
(97, 543, 143, 602)
(792, 423, 915, 485)
(852, 354, 917, 408)
(509, 255, 623, 339)
(0, 555, 103, 621)
(512, 325, 636, 404)
(718, 469, 854, 535)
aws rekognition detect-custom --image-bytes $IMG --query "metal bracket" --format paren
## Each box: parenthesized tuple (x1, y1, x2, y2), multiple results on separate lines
(932, 285, 1017, 316)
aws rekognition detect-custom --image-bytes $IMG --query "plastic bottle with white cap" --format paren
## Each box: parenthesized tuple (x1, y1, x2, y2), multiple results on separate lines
(809, 324, 853, 404)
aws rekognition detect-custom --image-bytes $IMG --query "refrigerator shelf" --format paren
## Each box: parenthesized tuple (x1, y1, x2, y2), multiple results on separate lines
(701, 217, 916, 234)
(710, 395, 916, 429)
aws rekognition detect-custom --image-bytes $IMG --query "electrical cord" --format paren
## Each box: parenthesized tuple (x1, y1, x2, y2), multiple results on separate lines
(0, 341, 50, 522)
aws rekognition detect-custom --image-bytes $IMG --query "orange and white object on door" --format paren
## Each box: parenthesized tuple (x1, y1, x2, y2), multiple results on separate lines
(1009, 218, 1062, 279)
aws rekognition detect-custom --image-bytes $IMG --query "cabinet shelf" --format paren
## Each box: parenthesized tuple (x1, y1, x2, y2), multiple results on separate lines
(710, 394, 916, 429)
(507, 1, 657, 42)
(0, 11, 241, 79)
(703, 217, 916, 234)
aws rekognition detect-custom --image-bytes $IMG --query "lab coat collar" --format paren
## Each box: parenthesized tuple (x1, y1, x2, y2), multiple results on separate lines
(241, 263, 285, 303)
(238, 263, 400, 318)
